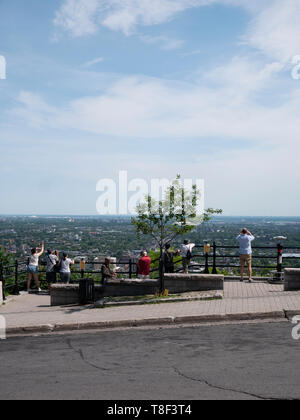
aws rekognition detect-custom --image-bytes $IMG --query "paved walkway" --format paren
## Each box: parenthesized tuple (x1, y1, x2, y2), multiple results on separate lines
(1, 282, 300, 334)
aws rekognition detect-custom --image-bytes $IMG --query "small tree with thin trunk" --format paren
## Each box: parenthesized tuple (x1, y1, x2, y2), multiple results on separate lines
(131, 175, 222, 291)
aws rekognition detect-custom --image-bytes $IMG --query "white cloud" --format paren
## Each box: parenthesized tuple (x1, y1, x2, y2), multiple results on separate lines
(244, 0, 300, 62)
(54, 0, 300, 68)
(82, 57, 104, 68)
(9, 58, 300, 150)
(140, 35, 184, 51)
(54, 0, 101, 37)
(54, 0, 216, 37)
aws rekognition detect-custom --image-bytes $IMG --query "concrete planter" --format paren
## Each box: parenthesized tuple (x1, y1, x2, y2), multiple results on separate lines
(284, 268, 300, 291)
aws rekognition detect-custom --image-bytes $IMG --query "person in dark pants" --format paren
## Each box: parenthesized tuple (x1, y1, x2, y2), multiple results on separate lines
(163, 244, 180, 273)
(59, 253, 74, 284)
(46, 249, 59, 291)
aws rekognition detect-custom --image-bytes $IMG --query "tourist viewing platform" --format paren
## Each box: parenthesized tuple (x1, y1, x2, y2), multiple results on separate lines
(1, 242, 300, 300)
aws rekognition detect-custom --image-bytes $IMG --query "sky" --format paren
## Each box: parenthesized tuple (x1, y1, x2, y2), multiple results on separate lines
(0, 0, 300, 216)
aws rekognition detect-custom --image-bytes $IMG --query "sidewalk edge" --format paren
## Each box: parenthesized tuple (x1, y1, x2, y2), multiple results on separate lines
(5, 311, 287, 337)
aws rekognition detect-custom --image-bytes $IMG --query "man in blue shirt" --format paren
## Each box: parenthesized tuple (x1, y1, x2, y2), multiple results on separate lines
(236, 228, 255, 283)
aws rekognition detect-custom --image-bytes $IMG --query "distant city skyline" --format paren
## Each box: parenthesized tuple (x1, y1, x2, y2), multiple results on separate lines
(1, 1, 300, 216)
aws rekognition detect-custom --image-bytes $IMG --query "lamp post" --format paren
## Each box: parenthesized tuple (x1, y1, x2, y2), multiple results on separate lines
(80, 258, 86, 279)
(204, 241, 210, 274)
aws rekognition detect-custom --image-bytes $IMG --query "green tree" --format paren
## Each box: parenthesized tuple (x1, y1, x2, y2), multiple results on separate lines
(0, 245, 13, 266)
(131, 175, 222, 291)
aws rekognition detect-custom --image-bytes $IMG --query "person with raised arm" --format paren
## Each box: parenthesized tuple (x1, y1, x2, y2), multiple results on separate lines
(27, 242, 44, 293)
(236, 228, 255, 283)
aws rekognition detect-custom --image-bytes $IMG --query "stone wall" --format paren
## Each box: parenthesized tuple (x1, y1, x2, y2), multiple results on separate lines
(51, 274, 224, 306)
(164, 273, 224, 293)
(51, 280, 159, 306)
(284, 268, 300, 291)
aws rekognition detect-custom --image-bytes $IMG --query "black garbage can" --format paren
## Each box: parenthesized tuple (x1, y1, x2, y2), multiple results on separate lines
(79, 278, 95, 305)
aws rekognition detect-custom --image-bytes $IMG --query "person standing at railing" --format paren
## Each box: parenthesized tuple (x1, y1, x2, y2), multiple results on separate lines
(59, 253, 74, 284)
(236, 228, 255, 283)
(27, 242, 44, 293)
(46, 249, 59, 289)
(180, 239, 195, 274)
(163, 244, 180, 273)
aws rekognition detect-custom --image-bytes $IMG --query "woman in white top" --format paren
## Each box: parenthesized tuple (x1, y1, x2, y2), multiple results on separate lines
(27, 242, 44, 292)
(59, 253, 75, 284)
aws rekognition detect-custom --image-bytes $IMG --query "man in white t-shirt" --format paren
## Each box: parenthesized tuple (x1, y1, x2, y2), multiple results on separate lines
(236, 228, 255, 283)
(180, 239, 195, 274)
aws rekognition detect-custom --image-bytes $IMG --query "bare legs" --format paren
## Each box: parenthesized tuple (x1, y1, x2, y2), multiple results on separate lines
(240, 262, 253, 282)
(27, 273, 40, 291)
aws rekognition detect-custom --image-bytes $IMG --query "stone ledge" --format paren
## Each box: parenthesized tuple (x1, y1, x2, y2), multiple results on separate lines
(51, 281, 159, 306)
(164, 273, 224, 293)
(50, 274, 224, 306)
(284, 268, 300, 291)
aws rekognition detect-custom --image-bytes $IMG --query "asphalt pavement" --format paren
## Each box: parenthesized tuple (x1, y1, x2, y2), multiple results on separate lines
(0, 321, 299, 400)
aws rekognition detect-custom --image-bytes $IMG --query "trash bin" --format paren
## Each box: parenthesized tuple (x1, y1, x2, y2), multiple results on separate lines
(79, 278, 95, 305)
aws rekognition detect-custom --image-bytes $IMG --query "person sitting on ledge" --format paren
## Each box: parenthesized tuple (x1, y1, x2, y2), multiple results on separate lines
(138, 251, 152, 280)
(101, 257, 116, 284)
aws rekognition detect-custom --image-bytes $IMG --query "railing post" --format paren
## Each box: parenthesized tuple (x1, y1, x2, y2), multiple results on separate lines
(212, 242, 217, 274)
(129, 259, 132, 279)
(277, 243, 283, 273)
(13, 260, 20, 296)
(0, 262, 5, 301)
(204, 252, 209, 274)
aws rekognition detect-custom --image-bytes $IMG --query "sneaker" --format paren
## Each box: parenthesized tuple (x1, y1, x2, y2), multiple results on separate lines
(38, 288, 42, 293)
(248, 279, 253, 283)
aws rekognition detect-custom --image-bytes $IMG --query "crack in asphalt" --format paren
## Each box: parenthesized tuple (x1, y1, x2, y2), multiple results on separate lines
(173, 367, 295, 400)
(66, 338, 110, 372)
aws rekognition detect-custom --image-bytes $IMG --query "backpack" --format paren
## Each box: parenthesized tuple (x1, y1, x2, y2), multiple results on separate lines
(186, 248, 192, 260)
(47, 254, 61, 273)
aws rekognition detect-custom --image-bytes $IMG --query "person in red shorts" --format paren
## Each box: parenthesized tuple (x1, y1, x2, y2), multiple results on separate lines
(138, 251, 152, 280)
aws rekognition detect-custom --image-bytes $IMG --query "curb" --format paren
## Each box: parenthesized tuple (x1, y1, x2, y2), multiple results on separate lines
(5, 310, 287, 337)
(283, 310, 300, 320)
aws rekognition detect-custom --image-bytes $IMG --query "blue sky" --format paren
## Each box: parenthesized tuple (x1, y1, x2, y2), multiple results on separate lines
(0, 0, 300, 216)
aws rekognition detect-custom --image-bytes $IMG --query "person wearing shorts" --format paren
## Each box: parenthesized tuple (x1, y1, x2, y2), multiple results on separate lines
(27, 242, 44, 292)
(236, 229, 255, 283)
(180, 240, 195, 274)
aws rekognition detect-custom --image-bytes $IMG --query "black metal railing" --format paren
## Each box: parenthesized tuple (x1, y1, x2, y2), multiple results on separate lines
(190, 243, 300, 274)
(1, 243, 300, 300)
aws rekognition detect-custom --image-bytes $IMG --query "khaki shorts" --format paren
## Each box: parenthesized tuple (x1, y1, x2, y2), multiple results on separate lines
(182, 258, 191, 270)
(240, 254, 252, 265)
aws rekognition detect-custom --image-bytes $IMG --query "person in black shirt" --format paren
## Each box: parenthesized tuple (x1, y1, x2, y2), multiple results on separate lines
(163, 244, 180, 273)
